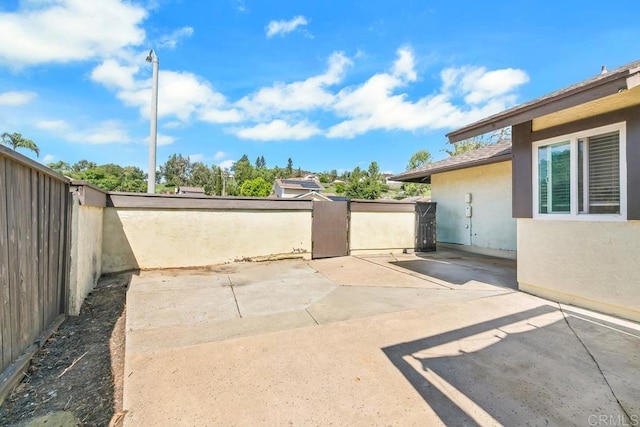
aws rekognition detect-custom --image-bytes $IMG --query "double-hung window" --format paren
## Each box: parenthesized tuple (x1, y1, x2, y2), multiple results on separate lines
(533, 123, 626, 219)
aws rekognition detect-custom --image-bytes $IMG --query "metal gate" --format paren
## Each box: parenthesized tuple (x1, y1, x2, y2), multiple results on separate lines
(312, 201, 349, 259)
(415, 202, 436, 252)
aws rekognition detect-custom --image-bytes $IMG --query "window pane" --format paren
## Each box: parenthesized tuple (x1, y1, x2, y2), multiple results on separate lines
(538, 146, 548, 214)
(578, 140, 584, 212)
(588, 131, 620, 214)
(551, 143, 571, 213)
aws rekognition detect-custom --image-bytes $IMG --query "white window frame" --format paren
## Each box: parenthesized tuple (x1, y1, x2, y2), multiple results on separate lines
(532, 122, 627, 221)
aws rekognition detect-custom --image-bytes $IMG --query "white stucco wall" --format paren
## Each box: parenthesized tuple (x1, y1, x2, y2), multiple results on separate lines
(101, 208, 313, 273)
(431, 161, 516, 258)
(69, 199, 103, 315)
(349, 211, 415, 255)
(517, 219, 640, 322)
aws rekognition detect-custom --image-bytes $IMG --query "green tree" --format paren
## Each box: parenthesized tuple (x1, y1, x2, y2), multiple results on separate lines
(160, 154, 191, 186)
(189, 162, 213, 188)
(120, 166, 147, 192)
(48, 161, 71, 175)
(335, 182, 346, 194)
(239, 177, 272, 197)
(345, 162, 386, 200)
(232, 155, 254, 184)
(1, 132, 39, 156)
(286, 158, 293, 176)
(402, 149, 432, 197)
(71, 160, 97, 173)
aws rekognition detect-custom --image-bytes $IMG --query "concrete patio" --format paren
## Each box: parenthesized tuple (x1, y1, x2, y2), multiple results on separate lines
(123, 250, 640, 426)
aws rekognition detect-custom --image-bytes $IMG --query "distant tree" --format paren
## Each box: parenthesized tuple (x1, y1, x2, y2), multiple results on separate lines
(232, 154, 254, 184)
(345, 162, 386, 200)
(296, 167, 301, 177)
(239, 177, 272, 197)
(48, 161, 71, 175)
(255, 155, 266, 169)
(286, 158, 293, 176)
(160, 154, 191, 186)
(335, 182, 346, 194)
(71, 160, 97, 173)
(402, 149, 432, 197)
(1, 132, 39, 156)
(442, 127, 511, 157)
(407, 150, 432, 169)
(120, 166, 147, 192)
(190, 162, 213, 188)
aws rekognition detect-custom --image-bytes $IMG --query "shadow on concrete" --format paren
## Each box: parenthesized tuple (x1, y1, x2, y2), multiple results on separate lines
(382, 305, 634, 426)
(391, 251, 517, 289)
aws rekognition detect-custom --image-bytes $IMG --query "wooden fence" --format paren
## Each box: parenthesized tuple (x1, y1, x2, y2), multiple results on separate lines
(0, 146, 71, 387)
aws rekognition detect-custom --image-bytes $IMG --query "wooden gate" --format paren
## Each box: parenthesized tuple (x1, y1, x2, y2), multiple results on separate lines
(415, 202, 436, 252)
(312, 201, 349, 259)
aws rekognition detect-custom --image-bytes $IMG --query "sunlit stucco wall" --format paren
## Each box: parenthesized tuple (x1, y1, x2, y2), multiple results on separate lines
(102, 208, 312, 273)
(69, 199, 103, 315)
(349, 211, 415, 255)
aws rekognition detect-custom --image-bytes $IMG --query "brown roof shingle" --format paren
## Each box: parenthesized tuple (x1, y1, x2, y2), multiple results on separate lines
(390, 140, 512, 183)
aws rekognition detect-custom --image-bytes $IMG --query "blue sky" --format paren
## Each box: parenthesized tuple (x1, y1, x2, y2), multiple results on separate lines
(1, 0, 639, 175)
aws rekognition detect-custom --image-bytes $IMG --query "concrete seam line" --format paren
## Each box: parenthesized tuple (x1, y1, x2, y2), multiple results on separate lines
(354, 255, 455, 290)
(558, 303, 633, 423)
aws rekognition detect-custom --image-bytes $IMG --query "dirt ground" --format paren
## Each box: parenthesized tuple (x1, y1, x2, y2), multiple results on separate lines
(0, 272, 131, 427)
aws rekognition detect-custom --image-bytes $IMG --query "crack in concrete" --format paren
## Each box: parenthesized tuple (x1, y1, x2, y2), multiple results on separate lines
(558, 303, 633, 423)
(305, 308, 320, 325)
(228, 275, 242, 318)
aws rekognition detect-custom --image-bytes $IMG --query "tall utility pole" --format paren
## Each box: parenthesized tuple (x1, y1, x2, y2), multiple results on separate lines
(146, 50, 159, 194)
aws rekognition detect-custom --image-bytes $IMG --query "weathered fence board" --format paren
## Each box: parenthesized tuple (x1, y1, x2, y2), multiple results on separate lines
(0, 148, 71, 377)
(0, 157, 10, 372)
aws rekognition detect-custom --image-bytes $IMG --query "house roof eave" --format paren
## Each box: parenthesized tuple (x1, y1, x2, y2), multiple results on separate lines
(446, 61, 640, 143)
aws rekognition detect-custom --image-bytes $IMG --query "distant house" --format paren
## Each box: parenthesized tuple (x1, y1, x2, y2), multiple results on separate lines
(175, 186, 205, 195)
(443, 59, 640, 322)
(391, 140, 515, 259)
(274, 178, 324, 199)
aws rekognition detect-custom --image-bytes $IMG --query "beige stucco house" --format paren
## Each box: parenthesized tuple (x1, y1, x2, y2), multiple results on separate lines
(391, 140, 516, 259)
(446, 59, 640, 322)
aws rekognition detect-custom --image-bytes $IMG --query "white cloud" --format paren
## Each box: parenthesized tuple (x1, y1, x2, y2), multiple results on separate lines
(90, 59, 139, 90)
(326, 47, 529, 138)
(0, 0, 147, 67)
(36, 119, 133, 144)
(188, 153, 205, 163)
(392, 46, 417, 82)
(234, 0, 249, 13)
(236, 51, 351, 119)
(158, 26, 194, 49)
(214, 151, 227, 160)
(233, 119, 320, 141)
(218, 159, 235, 170)
(43, 154, 55, 163)
(156, 133, 175, 146)
(0, 90, 37, 106)
(265, 15, 308, 38)
(91, 58, 242, 124)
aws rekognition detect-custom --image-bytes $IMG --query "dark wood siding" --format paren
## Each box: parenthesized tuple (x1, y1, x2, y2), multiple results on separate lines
(626, 108, 640, 220)
(0, 148, 70, 377)
(512, 121, 533, 218)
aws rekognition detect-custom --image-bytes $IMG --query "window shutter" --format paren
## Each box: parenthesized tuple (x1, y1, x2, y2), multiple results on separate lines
(588, 131, 620, 214)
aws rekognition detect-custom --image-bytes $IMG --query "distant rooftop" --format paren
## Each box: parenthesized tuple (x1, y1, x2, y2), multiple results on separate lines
(275, 178, 324, 191)
(390, 140, 512, 183)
